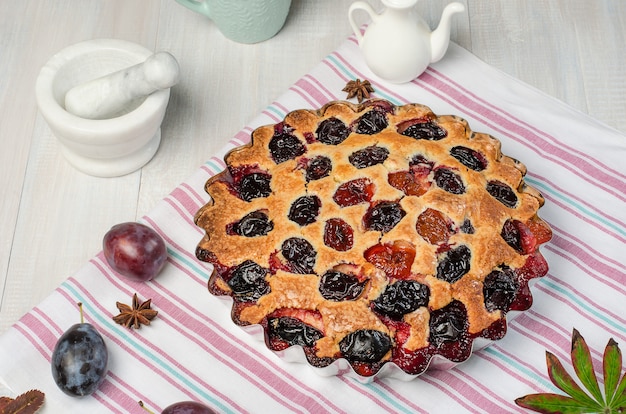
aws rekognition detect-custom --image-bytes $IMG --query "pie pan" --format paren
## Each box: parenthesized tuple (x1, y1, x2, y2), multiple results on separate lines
(195, 100, 552, 381)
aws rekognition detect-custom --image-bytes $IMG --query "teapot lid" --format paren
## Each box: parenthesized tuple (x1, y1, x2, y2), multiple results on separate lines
(382, 0, 418, 7)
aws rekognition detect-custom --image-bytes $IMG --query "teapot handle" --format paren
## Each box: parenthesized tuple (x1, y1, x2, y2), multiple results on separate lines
(175, 0, 212, 19)
(348, 1, 379, 43)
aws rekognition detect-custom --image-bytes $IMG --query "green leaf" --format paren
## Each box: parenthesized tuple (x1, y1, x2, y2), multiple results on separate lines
(604, 338, 622, 404)
(571, 329, 604, 405)
(515, 393, 601, 414)
(610, 372, 626, 410)
(546, 351, 599, 408)
(516, 329, 626, 413)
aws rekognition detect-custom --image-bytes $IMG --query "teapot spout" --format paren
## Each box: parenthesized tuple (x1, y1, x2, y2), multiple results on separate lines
(430, 2, 465, 63)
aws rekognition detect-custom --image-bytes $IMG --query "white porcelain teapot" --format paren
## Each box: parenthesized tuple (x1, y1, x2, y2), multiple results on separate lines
(348, 0, 465, 83)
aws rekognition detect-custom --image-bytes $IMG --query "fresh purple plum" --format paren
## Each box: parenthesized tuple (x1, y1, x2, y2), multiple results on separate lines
(51, 304, 108, 397)
(103, 222, 167, 282)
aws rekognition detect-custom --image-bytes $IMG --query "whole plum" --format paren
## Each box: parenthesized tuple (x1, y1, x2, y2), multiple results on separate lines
(51, 320, 108, 396)
(103, 222, 167, 282)
(140, 400, 216, 414)
(162, 401, 217, 414)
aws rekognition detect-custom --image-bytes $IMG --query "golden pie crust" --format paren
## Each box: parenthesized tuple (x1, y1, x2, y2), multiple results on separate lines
(194, 100, 551, 377)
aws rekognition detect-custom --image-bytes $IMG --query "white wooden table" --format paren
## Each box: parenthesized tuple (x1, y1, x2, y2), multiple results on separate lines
(1, 0, 624, 335)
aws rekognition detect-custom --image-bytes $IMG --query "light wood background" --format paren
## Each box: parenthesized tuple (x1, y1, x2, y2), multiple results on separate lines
(1, 0, 624, 334)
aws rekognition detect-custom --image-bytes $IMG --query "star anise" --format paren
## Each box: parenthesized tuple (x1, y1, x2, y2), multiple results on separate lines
(342, 78, 375, 103)
(112, 293, 158, 329)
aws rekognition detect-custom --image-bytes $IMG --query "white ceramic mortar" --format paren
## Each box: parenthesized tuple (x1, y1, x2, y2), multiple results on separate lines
(36, 39, 171, 177)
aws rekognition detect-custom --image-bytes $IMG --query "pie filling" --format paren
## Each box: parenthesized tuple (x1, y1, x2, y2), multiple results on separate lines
(195, 100, 552, 377)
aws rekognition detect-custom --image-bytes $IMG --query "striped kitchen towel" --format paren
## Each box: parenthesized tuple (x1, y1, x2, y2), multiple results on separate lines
(0, 36, 624, 413)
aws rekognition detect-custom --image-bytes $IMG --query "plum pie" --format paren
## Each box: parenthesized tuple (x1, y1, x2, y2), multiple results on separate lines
(194, 100, 552, 377)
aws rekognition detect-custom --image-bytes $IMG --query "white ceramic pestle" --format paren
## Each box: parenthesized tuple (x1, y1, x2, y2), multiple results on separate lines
(64, 51, 180, 120)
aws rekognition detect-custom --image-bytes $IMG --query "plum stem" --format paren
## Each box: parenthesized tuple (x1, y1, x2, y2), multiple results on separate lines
(77, 302, 84, 324)
(138, 400, 156, 414)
